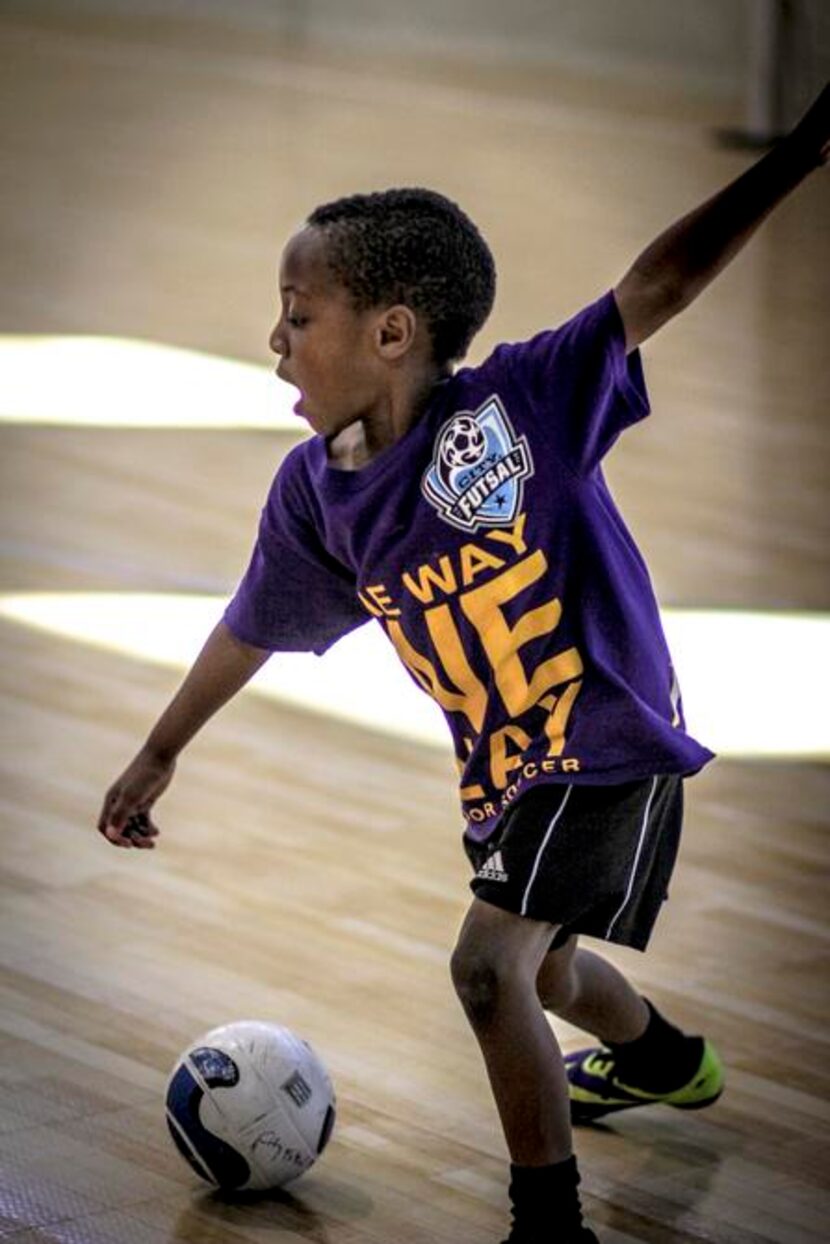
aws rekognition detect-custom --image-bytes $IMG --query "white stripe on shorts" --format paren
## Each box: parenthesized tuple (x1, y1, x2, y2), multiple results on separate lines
(605, 775, 659, 939)
(520, 785, 572, 917)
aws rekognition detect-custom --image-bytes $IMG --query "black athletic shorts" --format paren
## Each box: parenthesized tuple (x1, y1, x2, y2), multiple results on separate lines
(463, 777, 683, 952)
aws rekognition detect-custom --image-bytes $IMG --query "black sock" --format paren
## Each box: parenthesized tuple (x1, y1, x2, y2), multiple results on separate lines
(509, 1154, 584, 1236)
(607, 998, 704, 1092)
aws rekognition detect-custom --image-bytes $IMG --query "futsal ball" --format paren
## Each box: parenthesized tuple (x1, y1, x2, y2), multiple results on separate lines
(165, 1019, 336, 1191)
(440, 413, 487, 469)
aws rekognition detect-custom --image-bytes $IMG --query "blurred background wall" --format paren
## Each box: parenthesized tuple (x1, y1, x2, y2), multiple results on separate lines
(7, 0, 830, 115)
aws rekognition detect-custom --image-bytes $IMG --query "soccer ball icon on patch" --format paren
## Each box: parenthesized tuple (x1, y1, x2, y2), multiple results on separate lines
(438, 413, 487, 471)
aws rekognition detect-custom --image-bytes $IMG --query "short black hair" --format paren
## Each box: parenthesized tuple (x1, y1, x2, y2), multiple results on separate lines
(307, 188, 496, 365)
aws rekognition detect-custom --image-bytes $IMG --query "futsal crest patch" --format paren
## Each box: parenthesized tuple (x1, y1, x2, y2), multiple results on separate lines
(422, 395, 534, 532)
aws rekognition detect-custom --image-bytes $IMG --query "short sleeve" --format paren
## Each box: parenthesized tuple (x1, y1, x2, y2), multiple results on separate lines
(500, 290, 650, 476)
(223, 448, 368, 656)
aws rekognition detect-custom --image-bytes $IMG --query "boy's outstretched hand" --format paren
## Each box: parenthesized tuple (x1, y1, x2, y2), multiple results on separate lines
(97, 749, 175, 848)
(787, 82, 830, 167)
(614, 80, 828, 353)
(94, 621, 272, 850)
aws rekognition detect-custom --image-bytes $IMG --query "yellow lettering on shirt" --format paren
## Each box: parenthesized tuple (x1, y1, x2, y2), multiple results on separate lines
(358, 590, 383, 617)
(359, 583, 401, 618)
(459, 544, 505, 586)
(401, 556, 458, 605)
(381, 520, 584, 799)
(424, 603, 488, 732)
(460, 550, 583, 716)
(539, 681, 583, 756)
(402, 513, 528, 605)
(455, 736, 485, 798)
(486, 512, 528, 557)
(385, 615, 486, 733)
(460, 781, 487, 799)
(489, 723, 533, 789)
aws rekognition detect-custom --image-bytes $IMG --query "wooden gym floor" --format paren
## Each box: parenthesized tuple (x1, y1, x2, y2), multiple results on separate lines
(0, 9, 828, 1243)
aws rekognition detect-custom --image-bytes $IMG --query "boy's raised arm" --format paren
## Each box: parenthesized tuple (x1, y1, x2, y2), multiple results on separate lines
(614, 84, 829, 354)
(97, 620, 271, 848)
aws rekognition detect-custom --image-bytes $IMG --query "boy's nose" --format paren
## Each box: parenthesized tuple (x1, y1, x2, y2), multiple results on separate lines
(269, 323, 286, 356)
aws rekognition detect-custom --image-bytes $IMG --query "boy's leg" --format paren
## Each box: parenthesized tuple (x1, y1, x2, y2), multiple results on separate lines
(536, 939, 650, 1043)
(538, 939, 723, 1118)
(451, 898, 598, 1242)
(451, 897, 572, 1164)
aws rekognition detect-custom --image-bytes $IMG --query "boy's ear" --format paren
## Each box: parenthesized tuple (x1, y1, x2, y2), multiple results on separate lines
(375, 305, 418, 360)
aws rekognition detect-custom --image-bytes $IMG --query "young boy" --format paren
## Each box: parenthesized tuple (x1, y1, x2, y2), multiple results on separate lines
(99, 88, 828, 1244)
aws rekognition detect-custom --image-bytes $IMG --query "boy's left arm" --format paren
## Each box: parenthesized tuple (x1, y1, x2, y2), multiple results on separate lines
(615, 84, 829, 354)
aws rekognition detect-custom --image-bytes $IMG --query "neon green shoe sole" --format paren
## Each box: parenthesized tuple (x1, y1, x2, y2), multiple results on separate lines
(565, 1037, 725, 1123)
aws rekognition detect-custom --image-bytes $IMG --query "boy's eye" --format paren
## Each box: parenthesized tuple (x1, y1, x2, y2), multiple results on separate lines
(287, 314, 308, 328)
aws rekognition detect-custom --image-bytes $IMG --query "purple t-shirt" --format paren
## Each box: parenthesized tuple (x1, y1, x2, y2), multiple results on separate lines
(225, 291, 714, 840)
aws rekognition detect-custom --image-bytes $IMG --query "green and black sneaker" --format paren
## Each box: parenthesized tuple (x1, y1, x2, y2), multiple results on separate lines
(565, 1037, 725, 1123)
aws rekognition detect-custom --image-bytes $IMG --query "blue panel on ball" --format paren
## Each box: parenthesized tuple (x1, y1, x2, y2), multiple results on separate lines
(166, 1116, 214, 1184)
(317, 1104, 336, 1154)
(166, 1063, 251, 1189)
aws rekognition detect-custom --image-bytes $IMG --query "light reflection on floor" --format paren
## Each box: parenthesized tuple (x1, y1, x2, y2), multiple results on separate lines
(1, 592, 827, 759)
(0, 336, 299, 428)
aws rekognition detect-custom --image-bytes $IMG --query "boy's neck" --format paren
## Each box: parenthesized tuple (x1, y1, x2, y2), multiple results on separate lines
(327, 364, 451, 470)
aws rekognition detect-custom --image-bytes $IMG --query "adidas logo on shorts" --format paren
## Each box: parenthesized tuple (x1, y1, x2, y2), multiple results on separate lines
(477, 849, 508, 883)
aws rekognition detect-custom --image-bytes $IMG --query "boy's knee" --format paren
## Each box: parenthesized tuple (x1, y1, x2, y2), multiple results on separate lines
(451, 899, 557, 1026)
(447, 930, 525, 1025)
(450, 941, 509, 1026)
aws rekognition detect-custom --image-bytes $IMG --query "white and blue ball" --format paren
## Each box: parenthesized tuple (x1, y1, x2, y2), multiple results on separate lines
(165, 1019, 336, 1191)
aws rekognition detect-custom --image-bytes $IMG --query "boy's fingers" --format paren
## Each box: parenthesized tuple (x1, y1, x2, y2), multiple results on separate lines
(100, 811, 128, 837)
(100, 819, 158, 849)
(98, 788, 129, 832)
(127, 831, 156, 849)
(121, 812, 159, 847)
(102, 824, 134, 846)
(98, 800, 159, 847)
